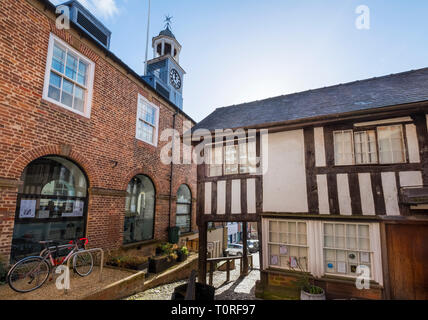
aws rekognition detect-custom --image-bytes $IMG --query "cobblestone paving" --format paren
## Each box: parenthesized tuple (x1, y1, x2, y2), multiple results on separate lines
(127, 256, 261, 301)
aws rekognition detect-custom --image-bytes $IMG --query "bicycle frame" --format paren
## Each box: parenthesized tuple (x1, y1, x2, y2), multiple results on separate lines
(40, 238, 89, 268)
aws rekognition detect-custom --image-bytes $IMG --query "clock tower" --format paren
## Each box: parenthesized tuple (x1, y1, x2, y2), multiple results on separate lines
(143, 17, 185, 110)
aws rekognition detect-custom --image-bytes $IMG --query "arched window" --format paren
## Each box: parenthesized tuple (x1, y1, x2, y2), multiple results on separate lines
(176, 184, 192, 234)
(11, 156, 88, 262)
(124, 175, 155, 244)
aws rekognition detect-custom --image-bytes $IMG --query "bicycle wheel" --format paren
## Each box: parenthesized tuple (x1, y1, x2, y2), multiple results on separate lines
(73, 251, 93, 277)
(7, 257, 51, 293)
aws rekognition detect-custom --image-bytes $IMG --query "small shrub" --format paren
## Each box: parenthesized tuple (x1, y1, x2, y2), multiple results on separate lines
(180, 246, 189, 255)
(106, 250, 149, 270)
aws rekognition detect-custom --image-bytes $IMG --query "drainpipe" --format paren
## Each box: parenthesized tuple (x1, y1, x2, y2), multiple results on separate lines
(168, 111, 178, 230)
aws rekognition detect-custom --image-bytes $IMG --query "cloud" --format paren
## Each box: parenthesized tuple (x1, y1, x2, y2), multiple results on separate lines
(51, 0, 120, 20)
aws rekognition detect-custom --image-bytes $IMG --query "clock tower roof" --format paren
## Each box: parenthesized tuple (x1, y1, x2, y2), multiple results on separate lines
(158, 26, 176, 40)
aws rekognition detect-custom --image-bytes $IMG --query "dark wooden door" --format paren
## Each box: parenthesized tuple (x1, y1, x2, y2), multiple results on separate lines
(386, 223, 428, 300)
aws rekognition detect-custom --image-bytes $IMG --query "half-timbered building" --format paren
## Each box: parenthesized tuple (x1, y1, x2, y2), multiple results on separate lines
(192, 68, 428, 300)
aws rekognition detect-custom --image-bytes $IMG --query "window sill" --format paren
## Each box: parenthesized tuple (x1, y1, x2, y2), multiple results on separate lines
(136, 138, 158, 148)
(42, 97, 91, 119)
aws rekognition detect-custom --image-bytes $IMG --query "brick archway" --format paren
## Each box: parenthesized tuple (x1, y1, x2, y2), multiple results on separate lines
(5, 144, 97, 186)
(121, 167, 161, 194)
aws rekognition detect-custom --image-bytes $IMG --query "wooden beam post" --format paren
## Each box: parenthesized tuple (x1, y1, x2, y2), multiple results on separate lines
(198, 221, 208, 284)
(242, 222, 249, 275)
(226, 259, 230, 282)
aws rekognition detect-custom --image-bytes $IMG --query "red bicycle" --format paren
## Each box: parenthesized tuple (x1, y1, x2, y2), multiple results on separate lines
(7, 238, 93, 293)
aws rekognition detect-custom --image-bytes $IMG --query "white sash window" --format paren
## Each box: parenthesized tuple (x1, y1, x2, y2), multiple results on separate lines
(43, 34, 95, 117)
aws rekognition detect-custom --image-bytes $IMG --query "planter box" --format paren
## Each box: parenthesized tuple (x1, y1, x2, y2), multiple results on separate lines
(148, 255, 176, 274)
(176, 253, 188, 263)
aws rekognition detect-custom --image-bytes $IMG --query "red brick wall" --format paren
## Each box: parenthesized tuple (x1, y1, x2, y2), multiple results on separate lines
(0, 0, 197, 259)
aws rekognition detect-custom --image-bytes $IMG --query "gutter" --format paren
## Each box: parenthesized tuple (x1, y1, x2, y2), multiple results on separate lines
(168, 111, 178, 229)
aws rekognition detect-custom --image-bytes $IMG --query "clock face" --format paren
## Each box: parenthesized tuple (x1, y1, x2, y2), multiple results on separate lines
(169, 69, 181, 90)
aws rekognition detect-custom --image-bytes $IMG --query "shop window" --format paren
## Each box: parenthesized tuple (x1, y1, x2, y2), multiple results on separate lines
(323, 222, 372, 278)
(11, 156, 88, 262)
(267, 220, 308, 271)
(175, 185, 192, 234)
(124, 175, 155, 244)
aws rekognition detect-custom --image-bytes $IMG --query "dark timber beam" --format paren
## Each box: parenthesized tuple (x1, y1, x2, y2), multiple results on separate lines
(242, 222, 249, 276)
(198, 222, 208, 285)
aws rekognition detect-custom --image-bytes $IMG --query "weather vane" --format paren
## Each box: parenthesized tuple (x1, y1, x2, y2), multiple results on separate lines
(164, 15, 173, 29)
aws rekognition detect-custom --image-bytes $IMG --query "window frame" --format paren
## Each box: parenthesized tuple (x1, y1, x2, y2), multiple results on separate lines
(376, 124, 407, 164)
(322, 221, 374, 280)
(175, 184, 192, 234)
(205, 137, 257, 177)
(333, 124, 407, 166)
(136, 94, 160, 147)
(42, 33, 95, 118)
(266, 219, 309, 272)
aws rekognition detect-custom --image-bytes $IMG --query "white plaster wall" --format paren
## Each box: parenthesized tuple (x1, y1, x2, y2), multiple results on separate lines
(247, 178, 257, 214)
(263, 130, 308, 213)
(381, 172, 400, 216)
(358, 173, 375, 216)
(399, 171, 423, 187)
(204, 182, 212, 214)
(231, 179, 241, 214)
(316, 174, 330, 215)
(314, 127, 326, 167)
(337, 174, 352, 216)
(405, 124, 421, 163)
(217, 181, 226, 215)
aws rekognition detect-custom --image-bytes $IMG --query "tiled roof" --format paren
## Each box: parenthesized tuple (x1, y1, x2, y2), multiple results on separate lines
(194, 68, 428, 131)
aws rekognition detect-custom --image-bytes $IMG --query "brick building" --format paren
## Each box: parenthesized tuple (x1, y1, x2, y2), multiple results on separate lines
(0, 0, 197, 262)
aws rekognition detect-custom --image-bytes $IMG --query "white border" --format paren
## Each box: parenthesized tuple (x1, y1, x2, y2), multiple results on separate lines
(136, 93, 160, 147)
(42, 33, 95, 118)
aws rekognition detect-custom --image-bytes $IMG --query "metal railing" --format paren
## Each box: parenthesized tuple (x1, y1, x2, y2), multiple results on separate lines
(64, 248, 104, 294)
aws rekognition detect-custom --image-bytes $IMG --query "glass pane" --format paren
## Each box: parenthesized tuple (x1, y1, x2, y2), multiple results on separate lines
(61, 92, 73, 108)
(124, 175, 155, 244)
(52, 45, 65, 73)
(298, 222, 306, 234)
(324, 224, 334, 236)
(325, 249, 335, 261)
(336, 236, 345, 248)
(359, 238, 370, 251)
(335, 224, 345, 236)
(49, 72, 62, 88)
(65, 53, 78, 80)
(269, 221, 278, 232)
(336, 250, 346, 262)
(347, 237, 357, 250)
(347, 224, 356, 237)
(358, 225, 369, 238)
(77, 61, 87, 86)
(73, 98, 84, 112)
(11, 156, 88, 262)
(269, 232, 279, 243)
(73, 86, 85, 112)
(177, 185, 191, 204)
(324, 235, 334, 247)
(280, 233, 287, 243)
(48, 85, 60, 101)
(298, 234, 307, 245)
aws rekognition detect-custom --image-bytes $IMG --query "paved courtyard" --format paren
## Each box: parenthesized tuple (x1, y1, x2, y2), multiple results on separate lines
(127, 254, 261, 300)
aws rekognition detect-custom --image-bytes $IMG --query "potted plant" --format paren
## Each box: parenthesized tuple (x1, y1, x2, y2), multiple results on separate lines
(290, 257, 326, 300)
(176, 246, 189, 262)
(149, 243, 178, 273)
